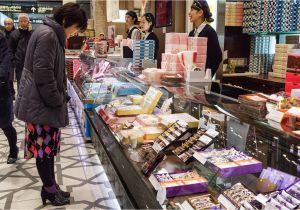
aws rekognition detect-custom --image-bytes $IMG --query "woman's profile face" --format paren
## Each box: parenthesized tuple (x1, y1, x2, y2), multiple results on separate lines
(140, 16, 151, 32)
(188, 7, 204, 23)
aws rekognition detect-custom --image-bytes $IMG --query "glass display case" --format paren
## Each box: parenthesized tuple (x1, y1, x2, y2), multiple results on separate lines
(68, 56, 300, 210)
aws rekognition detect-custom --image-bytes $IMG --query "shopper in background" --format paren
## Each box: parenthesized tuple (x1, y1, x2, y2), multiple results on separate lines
(3, 18, 16, 99)
(188, 0, 222, 77)
(125, 10, 141, 40)
(140, 13, 159, 59)
(0, 32, 18, 164)
(9, 13, 32, 90)
(15, 2, 87, 206)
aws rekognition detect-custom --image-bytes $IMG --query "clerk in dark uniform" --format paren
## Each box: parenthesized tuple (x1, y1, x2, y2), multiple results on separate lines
(125, 11, 141, 40)
(140, 13, 159, 59)
(188, 0, 222, 77)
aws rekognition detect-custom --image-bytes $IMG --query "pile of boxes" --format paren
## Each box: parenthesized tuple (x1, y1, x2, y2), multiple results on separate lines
(162, 33, 207, 71)
(249, 36, 276, 74)
(243, 0, 300, 33)
(225, 2, 244, 26)
(269, 44, 291, 78)
(133, 40, 155, 69)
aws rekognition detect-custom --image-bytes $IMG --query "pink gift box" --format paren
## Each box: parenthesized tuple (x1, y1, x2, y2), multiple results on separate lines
(188, 46, 207, 55)
(161, 62, 185, 71)
(162, 53, 180, 63)
(196, 55, 207, 63)
(188, 37, 208, 46)
(165, 44, 180, 53)
(165, 33, 180, 44)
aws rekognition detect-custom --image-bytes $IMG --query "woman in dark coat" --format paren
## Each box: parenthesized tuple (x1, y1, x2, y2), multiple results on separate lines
(188, 0, 222, 77)
(15, 3, 87, 206)
(0, 32, 18, 164)
(140, 13, 159, 60)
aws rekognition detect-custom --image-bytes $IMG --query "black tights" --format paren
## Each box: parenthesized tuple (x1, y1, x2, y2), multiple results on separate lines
(36, 157, 56, 187)
(2, 124, 18, 157)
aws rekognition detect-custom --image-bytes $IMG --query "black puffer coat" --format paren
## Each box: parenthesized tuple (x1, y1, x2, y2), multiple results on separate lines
(15, 17, 68, 128)
(0, 32, 13, 128)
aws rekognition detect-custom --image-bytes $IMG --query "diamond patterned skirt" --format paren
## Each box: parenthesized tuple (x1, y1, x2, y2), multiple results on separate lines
(24, 122, 61, 160)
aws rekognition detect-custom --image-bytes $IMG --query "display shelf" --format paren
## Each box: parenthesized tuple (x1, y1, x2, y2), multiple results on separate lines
(68, 55, 300, 209)
(247, 31, 300, 36)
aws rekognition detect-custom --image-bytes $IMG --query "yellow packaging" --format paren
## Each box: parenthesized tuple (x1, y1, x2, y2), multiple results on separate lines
(141, 126, 165, 140)
(116, 87, 163, 116)
(128, 95, 144, 105)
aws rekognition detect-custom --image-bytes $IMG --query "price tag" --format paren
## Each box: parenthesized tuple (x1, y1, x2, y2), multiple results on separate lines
(152, 142, 162, 153)
(199, 135, 212, 145)
(159, 98, 173, 114)
(157, 186, 167, 205)
(255, 194, 269, 205)
(218, 194, 237, 210)
(193, 152, 207, 165)
(148, 174, 161, 191)
(199, 117, 207, 129)
(206, 129, 219, 138)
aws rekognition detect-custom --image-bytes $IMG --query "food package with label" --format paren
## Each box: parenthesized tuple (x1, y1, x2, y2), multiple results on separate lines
(116, 87, 163, 116)
(161, 62, 185, 72)
(158, 113, 199, 128)
(127, 95, 144, 105)
(149, 171, 208, 198)
(112, 82, 143, 96)
(193, 148, 263, 177)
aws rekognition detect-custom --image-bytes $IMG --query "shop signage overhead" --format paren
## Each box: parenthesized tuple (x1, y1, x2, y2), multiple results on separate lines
(0, 5, 54, 14)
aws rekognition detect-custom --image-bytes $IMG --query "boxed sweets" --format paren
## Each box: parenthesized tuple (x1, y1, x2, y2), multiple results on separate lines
(258, 181, 300, 210)
(256, 167, 298, 193)
(278, 98, 300, 110)
(194, 148, 263, 177)
(165, 33, 188, 53)
(173, 128, 219, 163)
(149, 171, 208, 198)
(116, 87, 163, 116)
(112, 82, 143, 96)
(218, 183, 256, 209)
(141, 149, 166, 176)
(152, 121, 189, 153)
(158, 113, 199, 128)
(181, 194, 221, 210)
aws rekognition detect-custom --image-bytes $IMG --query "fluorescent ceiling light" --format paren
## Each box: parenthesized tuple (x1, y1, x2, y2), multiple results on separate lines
(112, 10, 127, 23)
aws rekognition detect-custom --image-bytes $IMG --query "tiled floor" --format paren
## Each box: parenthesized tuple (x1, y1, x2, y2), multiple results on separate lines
(0, 108, 121, 210)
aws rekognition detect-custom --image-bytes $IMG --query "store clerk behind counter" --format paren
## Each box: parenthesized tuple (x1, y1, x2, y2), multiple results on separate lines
(188, 0, 222, 77)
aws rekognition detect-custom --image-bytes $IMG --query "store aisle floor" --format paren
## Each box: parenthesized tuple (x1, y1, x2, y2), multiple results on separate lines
(0, 107, 121, 210)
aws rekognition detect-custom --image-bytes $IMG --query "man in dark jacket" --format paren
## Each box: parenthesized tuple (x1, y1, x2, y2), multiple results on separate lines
(3, 18, 16, 99)
(9, 13, 32, 89)
(0, 32, 18, 164)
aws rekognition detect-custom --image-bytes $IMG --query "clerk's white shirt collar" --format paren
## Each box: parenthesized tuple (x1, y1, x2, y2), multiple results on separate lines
(129, 25, 138, 31)
(194, 22, 207, 37)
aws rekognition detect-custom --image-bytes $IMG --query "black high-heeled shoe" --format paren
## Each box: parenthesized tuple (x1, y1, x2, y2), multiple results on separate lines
(41, 187, 70, 206)
(56, 185, 70, 198)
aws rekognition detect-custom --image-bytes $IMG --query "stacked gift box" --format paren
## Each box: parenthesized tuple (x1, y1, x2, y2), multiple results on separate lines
(249, 36, 276, 73)
(243, 0, 300, 33)
(225, 2, 244, 26)
(270, 44, 293, 78)
(193, 148, 263, 178)
(66, 59, 80, 81)
(243, 1, 261, 33)
(162, 33, 207, 71)
(187, 37, 207, 70)
(238, 93, 268, 120)
(133, 40, 155, 69)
